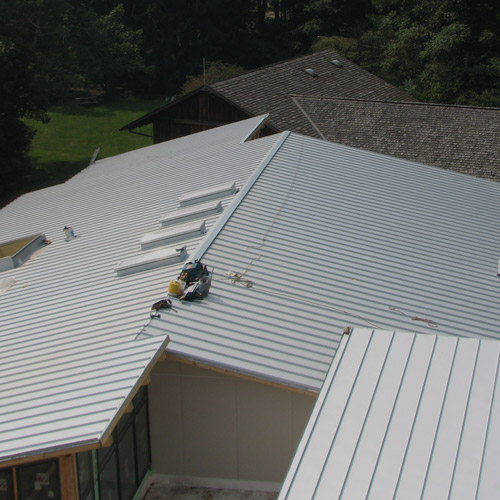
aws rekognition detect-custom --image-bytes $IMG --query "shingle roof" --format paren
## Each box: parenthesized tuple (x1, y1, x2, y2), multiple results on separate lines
(145, 131, 500, 392)
(211, 51, 416, 136)
(0, 115, 278, 463)
(279, 328, 500, 500)
(120, 51, 415, 136)
(293, 96, 500, 180)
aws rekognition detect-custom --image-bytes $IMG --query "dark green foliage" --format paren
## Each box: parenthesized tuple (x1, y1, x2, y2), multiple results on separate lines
(137, 0, 256, 94)
(0, 0, 145, 201)
(357, 0, 500, 104)
(181, 61, 246, 95)
(0, 115, 36, 200)
(3, 0, 500, 205)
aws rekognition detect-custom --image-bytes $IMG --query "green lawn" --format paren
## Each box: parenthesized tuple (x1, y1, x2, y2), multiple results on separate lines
(25, 98, 163, 181)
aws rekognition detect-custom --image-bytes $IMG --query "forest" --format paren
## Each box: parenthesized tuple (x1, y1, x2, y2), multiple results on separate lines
(2, 0, 500, 202)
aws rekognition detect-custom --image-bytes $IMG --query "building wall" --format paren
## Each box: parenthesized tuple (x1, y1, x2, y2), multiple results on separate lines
(148, 360, 315, 482)
(152, 92, 250, 143)
(151, 91, 276, 143)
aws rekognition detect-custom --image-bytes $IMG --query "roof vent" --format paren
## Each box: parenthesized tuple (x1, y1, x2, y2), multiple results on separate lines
(330, 59, 343, 68)
(304, 68, 319, 77)
(115, 246, 186, 277)
(160, 200, 222, 227)
(0, 234, 46, 272)
(179, 182, 237, 207)
(140, 221, 206, 250)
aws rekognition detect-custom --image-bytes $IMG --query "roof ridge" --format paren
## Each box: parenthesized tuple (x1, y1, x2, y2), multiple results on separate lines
(187, 131, 291, 262)
(210, 50, 341, 87)
(291, 94, 500, 111)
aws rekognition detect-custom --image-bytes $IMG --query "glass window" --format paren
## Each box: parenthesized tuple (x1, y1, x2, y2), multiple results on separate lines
(115, 412, 133, 440)
(97, 452, 119, 500)
(118, 425, 136, 500)
(76, 452, 94, 500)
(97, 446, 114, 474)
(94, 386, 151, 500)
(132, 387, 146, 408)
(17, 461, 60, 500)
(134, 402, 151, 481)
(0, 469, 14, 500)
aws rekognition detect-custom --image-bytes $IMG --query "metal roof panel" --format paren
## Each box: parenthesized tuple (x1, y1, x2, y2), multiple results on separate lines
(278, 329, 500, 500)
(0, 115, 278, 463)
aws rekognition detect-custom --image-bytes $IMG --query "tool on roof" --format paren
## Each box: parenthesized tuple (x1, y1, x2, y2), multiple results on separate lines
(151, 298, 178, 313)
(150, 259, 213, 316)
(63, 226, 76, 241)
(179, 260, 207, 284)
(227, 270, 254, 288)
(178, 260, 213, 301)
(168, 279, 184, 296)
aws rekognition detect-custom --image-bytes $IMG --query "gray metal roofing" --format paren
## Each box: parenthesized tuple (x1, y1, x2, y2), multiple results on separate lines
(278, 328, 500, 500)
(211, 51, 416, 136)
(145, 131, 500, 392)
(0, 115, 279, 462)
(293, 96, 500, 181)
(4, 113, 500, 460)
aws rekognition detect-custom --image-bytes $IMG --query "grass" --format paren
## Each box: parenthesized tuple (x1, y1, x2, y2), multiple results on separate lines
(25, 97, 163, 181)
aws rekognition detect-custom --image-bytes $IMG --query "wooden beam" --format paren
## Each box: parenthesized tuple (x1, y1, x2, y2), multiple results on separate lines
(124, 402, 134, 414)
(59, 455, 79, 500)
(0, 444, 100, 469)
(100, 435, 113, 448)
(165, 354, 319, 398)
(12, 468, 18, 500)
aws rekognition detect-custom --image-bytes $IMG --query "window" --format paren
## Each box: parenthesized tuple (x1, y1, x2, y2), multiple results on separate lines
(0, 469, 14, 500)
(78, 386, 152, 500)
(76, 452, 94, 500)
(134, 403, 151, 481)
(0, 234, 46, 273)
(16, 461, 60, 500)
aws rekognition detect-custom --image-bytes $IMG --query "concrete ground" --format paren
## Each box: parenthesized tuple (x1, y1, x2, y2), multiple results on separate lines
(144, 482, 278, 500)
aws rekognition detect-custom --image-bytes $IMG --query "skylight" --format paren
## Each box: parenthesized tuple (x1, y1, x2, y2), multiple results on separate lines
(115, 246, 187, 277)
(0, 234, 46, 272)
(179, 182, 237, 206)
(330, 59, 343, 68)
(159, 200, 223, 227)
(304, 68, 319, 77)
(140, 221, 206, 250)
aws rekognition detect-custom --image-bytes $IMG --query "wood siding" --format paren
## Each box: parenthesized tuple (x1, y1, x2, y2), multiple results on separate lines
(152, 91, 275, 143)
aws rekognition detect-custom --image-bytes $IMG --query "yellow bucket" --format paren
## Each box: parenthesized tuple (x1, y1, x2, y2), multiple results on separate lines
(168, 280, 182, 296)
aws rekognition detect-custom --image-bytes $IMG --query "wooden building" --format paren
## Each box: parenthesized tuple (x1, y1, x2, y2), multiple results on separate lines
(120, 86, 277, 143)
(120, 50, 413, 144)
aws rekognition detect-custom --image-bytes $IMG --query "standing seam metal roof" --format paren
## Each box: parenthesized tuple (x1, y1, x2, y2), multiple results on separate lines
(278, 328, 500, 499)
(0, 115, 279, 463)
(147, 132, 500, 392)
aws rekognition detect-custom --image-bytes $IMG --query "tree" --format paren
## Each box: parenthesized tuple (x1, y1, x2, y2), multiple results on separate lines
(311, 35, 360, 60)
(0, 0, 145, 202)
(132, 0, 256, 94)
(69, 4, 145, 91)
(181, 61, 246, 94)
(358, 0, 500, 104)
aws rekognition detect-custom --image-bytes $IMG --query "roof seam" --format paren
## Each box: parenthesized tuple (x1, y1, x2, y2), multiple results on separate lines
(290, 96, 327, 141)
(188, 131, 291, 262)
(240, 113, 270, 143)
(290, 94, 500, 111)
